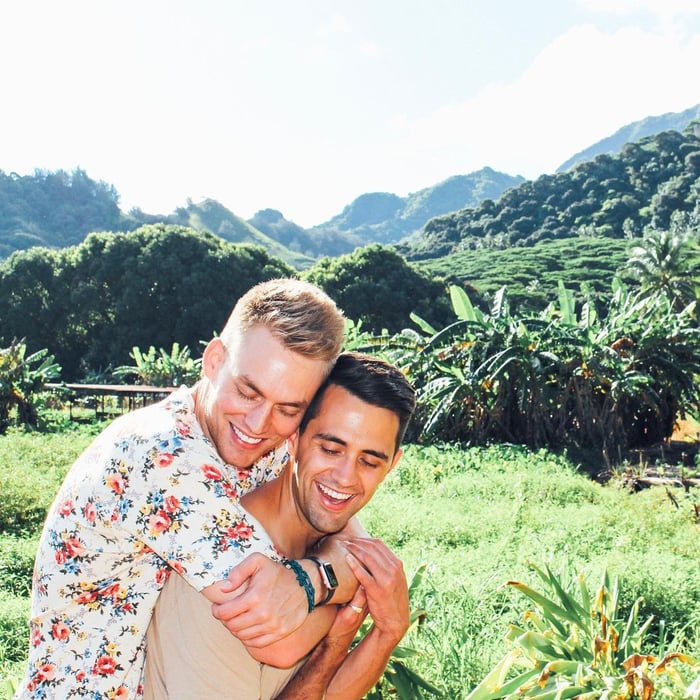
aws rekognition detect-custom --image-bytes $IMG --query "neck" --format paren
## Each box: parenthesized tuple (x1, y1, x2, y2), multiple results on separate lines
(242, 471, 319, 559)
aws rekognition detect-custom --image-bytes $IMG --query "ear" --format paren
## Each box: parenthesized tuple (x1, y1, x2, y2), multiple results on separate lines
(287, 430, 299, 459)
(202, 337, 226, 380)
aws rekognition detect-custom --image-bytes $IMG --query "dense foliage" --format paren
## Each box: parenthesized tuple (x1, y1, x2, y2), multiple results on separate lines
(0, 225, 294, 379)
(400, 124, 700, 260)
(359, 268, 699, 455)
(0, 168, 127, 257)
(303, 244, 453, 334)
(0, 232, 452, 380)
(0, 340, 60, 434)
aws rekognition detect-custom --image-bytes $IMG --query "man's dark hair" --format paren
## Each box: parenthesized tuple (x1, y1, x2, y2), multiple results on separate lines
(299, 351, 416, 450)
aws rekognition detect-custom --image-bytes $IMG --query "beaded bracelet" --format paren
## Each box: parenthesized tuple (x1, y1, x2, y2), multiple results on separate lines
(282, 558, 316, 613)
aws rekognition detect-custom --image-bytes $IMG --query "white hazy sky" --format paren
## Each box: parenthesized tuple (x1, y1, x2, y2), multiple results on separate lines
(1, 0, 699, 227)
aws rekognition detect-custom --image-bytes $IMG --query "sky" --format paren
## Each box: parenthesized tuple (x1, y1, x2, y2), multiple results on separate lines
(1, 1, 699, 228)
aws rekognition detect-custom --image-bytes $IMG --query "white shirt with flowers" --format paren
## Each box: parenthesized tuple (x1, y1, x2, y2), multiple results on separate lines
(15, 387, 286, 700)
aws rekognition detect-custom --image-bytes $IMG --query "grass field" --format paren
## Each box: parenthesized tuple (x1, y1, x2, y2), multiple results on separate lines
(1, 425, 699, 697)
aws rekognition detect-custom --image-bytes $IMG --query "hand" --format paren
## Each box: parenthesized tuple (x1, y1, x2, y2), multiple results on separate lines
(326, 587, 368, 651)
(208, 553, 309, 647)
(344, 538, 410, 646)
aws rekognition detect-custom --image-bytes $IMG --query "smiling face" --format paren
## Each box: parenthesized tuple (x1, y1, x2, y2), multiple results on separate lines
(196, 325, 330, 469)
(289, 383, 402, 537)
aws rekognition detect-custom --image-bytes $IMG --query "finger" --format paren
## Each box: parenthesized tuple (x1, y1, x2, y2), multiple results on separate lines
(345, 540, 403, 587)
(348, 585, 367, 610)
(219, 553, 264, 592)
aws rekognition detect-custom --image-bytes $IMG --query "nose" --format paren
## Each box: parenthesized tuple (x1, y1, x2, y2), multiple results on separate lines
(245, 402, 273, 434)
(332, 455, 356, 487)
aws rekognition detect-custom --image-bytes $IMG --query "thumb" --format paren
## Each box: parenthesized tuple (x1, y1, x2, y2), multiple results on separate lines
(219, 553, 260, 592)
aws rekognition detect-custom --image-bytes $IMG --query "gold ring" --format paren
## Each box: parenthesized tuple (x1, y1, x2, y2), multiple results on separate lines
(349, 604, 363, 614)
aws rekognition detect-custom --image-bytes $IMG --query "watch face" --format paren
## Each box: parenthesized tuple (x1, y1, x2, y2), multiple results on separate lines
(322, 563, 338, 589)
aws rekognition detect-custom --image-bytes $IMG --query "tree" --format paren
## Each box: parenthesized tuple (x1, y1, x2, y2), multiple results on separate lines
(0, 225, 294, 379)
(622, 224, 698, 313)
(303, 244, 452, 333)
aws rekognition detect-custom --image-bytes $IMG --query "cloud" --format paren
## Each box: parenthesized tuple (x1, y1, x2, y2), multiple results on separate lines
(385, 21, 700, 184)
(578, 0, 700, 23)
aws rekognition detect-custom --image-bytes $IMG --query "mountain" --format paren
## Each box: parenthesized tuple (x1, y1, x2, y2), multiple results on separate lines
(2, 105, 698, 267)
(400, 122, 700, 261)
(306, 168, 525, 252)
(170, 199, 314, 269)
(557, 103, 700, 172)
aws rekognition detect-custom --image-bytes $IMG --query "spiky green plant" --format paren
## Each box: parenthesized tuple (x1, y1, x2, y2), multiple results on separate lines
(466, 563, 699, 699)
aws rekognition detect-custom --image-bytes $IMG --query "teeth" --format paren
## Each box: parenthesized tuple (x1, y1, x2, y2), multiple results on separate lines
(233, 425, 262, 445)
(318, 483, 352, 501)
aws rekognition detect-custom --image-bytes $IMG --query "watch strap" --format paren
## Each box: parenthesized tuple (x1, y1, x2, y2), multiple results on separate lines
(304, 555, 337, 605)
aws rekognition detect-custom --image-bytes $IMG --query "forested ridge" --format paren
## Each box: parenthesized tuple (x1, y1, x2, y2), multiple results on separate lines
(400, 122, 700, 260)
(1, 116, 699, 386)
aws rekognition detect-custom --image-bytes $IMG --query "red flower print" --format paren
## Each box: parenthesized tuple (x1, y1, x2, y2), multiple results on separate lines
(202, 463, 223, 480)
(50, 621, 70, 642)
(222, 481, 237, 499)
(58, 499, 74, 516)
(31, 627, 43, 647)
(155, 568, 170, 585)
(92, 654, 118, 676)
(101, 583, 121, 599)
(231, 521, 253, 540)
(64, 537, 87, 559)
(113, 686, 129, 699)
(76, 590, 98, 605)
(169, 561, 184, 575)
(149, 510, 172, 535)
(176, 420, 192, 437)
(36, 663, 57, 682)
(55, 549, 67, 566)
(105, 473, 126, 495)
(164, 495, 180, 513)
(76, 670, 86, 681)
(155, 452, 175, 468)
(83, 501, 97, 524)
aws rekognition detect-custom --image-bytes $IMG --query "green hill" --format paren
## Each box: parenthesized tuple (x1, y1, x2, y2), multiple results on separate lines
(400, 123, 700, 262)
(308, 168, 525, 251)
(557, 103, 700, 172)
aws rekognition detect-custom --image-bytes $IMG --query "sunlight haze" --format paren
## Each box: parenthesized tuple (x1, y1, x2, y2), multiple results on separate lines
(1, 0, 699, 227)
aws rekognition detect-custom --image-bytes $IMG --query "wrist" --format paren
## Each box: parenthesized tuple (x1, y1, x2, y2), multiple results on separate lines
(282, 559, 316, 612)
(297, 559, 325, 607)
(304, 556, 338, 605)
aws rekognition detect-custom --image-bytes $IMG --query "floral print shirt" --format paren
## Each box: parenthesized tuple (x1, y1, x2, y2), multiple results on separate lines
(15, 387, 286, 700)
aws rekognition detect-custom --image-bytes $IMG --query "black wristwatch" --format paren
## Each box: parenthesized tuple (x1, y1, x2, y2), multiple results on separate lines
(305, 556, 338, 605)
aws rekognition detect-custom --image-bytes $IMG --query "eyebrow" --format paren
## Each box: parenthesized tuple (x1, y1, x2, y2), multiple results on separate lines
(314, 432, 389, 462)
(240, 375, 308, 409)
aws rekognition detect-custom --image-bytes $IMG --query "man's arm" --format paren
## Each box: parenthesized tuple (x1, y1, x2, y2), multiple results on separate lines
(203, 567, 338, 668)
(208, 517, 367, 646)
(275, 538, 410, 700)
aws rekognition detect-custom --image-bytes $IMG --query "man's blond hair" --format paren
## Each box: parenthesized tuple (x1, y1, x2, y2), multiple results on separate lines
(219, 278, 345, 365)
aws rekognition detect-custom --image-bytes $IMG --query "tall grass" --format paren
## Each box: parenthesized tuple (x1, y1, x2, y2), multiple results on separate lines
(1, 430, 698, 697)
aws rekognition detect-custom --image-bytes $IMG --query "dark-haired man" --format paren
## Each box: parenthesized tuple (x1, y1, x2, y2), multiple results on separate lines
(144, 352, 417, 699)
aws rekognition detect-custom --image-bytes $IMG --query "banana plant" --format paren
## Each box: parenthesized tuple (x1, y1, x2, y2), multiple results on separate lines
(113, 342, 202, 387)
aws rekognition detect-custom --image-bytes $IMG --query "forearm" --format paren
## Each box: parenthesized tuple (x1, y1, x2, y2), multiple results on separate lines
(324, 626, 398, 700)
(274, 633, 350, 699)
(310, 517, 367, 605)
(246, 605, 336, 667)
